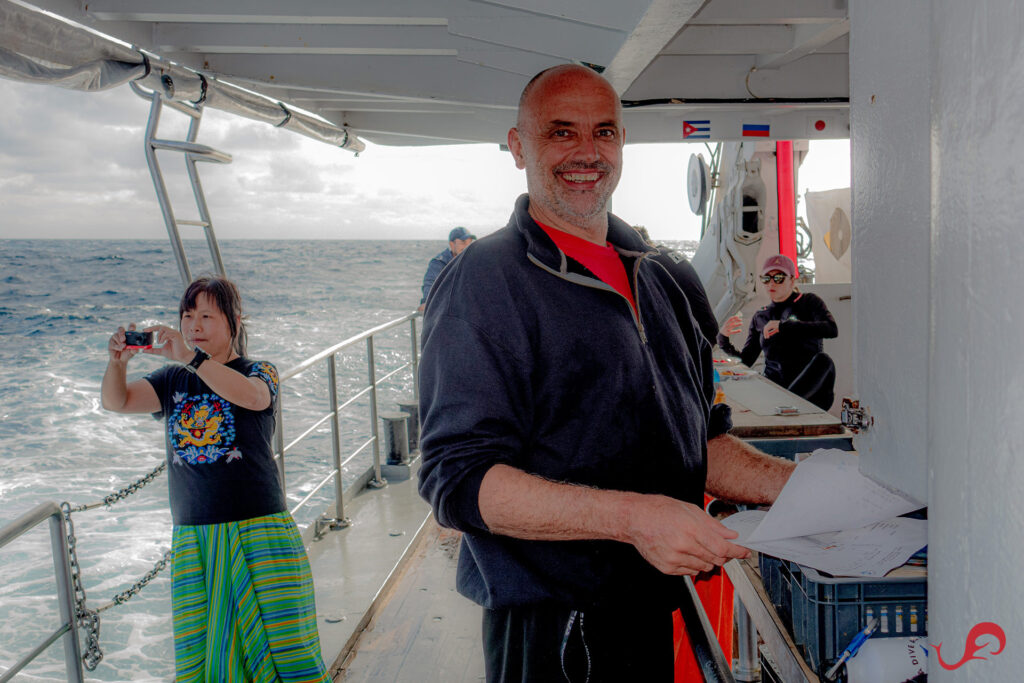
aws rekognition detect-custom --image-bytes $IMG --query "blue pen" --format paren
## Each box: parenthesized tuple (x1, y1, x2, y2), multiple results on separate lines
(824, 617, 879, 680)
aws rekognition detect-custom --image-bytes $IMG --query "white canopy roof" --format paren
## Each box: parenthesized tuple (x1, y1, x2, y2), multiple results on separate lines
(1, 0, 850, 147)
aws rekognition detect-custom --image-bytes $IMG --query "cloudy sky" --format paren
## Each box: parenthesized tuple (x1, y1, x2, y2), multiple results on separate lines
(0, 78, 849, 242)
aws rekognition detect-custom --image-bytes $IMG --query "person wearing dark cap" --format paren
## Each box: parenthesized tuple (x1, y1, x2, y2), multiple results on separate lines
(717, 253, 839, 410)
(418, 226, 476, 311)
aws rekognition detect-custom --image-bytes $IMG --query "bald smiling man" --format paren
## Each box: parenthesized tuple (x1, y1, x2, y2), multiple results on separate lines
(417, 64, 796, 682)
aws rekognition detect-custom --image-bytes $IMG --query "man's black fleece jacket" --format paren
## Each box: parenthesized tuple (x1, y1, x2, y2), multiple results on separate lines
(418, 194, 731, 611)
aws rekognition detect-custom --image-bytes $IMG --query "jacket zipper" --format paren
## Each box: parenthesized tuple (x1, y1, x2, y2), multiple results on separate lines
(629, 253, 648, 344)
(526, 252, 649, 344)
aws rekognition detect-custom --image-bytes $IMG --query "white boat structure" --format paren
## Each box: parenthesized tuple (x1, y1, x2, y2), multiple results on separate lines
(2, 0, 1021, 681)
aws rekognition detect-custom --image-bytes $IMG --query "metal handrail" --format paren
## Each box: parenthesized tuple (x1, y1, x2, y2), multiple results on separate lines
(0, 503, 83, 683)
(276, 313, 421, 526)
(281, 313, 418, 380)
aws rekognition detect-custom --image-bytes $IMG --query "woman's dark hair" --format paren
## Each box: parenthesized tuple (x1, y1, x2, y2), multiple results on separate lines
(179, 276, 247, 357)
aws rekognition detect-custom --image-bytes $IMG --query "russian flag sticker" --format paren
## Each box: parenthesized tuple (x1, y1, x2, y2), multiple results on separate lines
(683, 120, 711, 139)
(742, 124, 770, 137)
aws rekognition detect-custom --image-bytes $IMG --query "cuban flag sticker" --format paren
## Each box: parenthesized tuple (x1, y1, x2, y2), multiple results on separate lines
(683, 120, 711, 139)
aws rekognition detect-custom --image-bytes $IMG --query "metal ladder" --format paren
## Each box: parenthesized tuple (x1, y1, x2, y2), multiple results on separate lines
(129, 81, 232, 288)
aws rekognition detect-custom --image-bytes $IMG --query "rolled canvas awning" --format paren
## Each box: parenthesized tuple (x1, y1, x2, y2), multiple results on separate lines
(0, 0, 365, 152)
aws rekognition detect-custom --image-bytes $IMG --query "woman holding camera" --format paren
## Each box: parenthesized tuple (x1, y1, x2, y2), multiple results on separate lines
(101, 276, 329, 683)
(717, 254, 839, 411)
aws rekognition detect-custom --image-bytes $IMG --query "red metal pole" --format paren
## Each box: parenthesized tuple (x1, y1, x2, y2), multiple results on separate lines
(775, 140, 798, 274)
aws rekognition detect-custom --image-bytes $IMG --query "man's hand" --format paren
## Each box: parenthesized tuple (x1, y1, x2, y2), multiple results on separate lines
(763, 320, 781, 338)
(478, 465, 747, 575)
(623, 494, 749, 575)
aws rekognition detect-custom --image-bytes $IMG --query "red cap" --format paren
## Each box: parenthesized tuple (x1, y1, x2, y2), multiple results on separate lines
(760, 254, 797, 278)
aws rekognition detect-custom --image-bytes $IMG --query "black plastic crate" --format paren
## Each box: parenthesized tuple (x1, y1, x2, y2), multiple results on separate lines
(757, 553, 794, 629)
(781, 562, 927, 676)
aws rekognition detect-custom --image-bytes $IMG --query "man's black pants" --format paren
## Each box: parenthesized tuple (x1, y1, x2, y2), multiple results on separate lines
(482, 603, 675, 682)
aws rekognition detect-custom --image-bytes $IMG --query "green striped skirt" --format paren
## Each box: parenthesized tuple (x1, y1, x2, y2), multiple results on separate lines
(171, 512, 330, 682)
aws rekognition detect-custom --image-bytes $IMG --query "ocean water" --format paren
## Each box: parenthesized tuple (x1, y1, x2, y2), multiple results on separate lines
(0, 236, 695, 681)
(0, 238, 441, 682)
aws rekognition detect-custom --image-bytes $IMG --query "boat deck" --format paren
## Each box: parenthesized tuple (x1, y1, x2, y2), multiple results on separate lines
(335, 521, 484, 682)
(300, 458, 485, 682)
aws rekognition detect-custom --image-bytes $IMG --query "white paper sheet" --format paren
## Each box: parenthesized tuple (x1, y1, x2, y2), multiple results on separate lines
(724, 509, 928, 577)
(745, 449, 922, 543)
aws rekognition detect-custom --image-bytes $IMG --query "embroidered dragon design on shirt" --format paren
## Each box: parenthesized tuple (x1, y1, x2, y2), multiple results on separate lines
(168, 393, 237, 465)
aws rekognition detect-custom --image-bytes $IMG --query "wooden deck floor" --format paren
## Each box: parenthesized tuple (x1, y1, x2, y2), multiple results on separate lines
(335, 519, 485, 682)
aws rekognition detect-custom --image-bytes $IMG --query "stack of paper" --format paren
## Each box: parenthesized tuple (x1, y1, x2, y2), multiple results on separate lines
(722, 449, 926, 577)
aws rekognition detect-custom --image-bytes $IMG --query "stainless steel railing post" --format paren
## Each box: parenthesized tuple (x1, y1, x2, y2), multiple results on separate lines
(327, 355, 349, 524)
(0, 503, 84, 683)
(410, 317, 420, 406)
(49, 513, 84, 683)
(366, 337, 386, 488)
(733, 599, 761, 681)
(274, 394, 286, 494)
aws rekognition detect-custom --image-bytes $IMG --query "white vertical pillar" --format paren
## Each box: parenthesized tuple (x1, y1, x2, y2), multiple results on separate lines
(928, 1, 1024, 678)
(853, 0, 1024, 677)
(849, 0, 931, 504)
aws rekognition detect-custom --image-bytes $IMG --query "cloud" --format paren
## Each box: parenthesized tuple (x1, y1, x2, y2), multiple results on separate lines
(0, 77, 748, 242)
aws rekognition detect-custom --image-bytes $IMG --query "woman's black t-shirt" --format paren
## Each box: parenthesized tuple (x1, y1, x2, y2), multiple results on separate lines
(145, 357, 286, 525)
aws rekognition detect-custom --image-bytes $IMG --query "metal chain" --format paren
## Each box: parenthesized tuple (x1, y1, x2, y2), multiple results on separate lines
(58, 460, 171, 671)
(96, 549, 173, 613)
(61, 501, 104, 671)
(68, 461, 167, 514)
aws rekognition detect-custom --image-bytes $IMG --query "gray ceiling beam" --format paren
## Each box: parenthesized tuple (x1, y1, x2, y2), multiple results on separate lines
(201, 53, 526, 107)
(83, 0, 457, 24)
(455, 47, 562, 78)
(664, 24, 847, 56)
(603, 0, 705, 95)
(690, 0, 847, 25)
(478, 0, 650, 31)
(153, 23, 459, 54)
(621, 53, 849, 100)
(666, 25, 799, 55)
(318, 102, 479, 114)
(337, 109, 515, 145)
(21, 0, 155, 46)
(447, 15, 624, 65)
(755, 19, 850, 70)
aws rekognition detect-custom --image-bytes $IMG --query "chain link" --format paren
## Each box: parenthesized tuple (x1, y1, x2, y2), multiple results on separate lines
(68, 461, 167, 514)
(61, 501, 104, 671)
(97, 549, 173, 613)
(59, 460, 171, 671)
